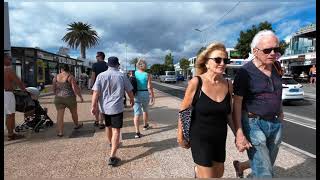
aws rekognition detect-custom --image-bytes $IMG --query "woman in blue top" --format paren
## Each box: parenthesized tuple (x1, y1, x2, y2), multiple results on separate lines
(133, 59, 155, 138)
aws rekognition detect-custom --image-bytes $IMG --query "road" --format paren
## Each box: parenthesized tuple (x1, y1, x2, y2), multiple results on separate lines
(152, 80, 316, 157)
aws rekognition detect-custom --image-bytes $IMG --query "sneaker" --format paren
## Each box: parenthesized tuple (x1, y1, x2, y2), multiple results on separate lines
(143, 124, 150, 130)
(134, 132, 142, 138)
(108, 157, 121, 166)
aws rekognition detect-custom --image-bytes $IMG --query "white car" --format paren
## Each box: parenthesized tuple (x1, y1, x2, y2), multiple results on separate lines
(282, 76, 304, 101)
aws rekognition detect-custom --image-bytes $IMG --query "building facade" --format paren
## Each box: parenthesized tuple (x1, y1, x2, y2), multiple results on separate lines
(11, 47, 84, 87)
(279, 23, 316, 78)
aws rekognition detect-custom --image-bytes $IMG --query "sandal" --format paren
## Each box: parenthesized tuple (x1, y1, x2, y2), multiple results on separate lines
(74, 122, 83, 130)
(57, 133, 64, 137)
(93, 121, 99, 127)
(8, 133, 24, 141)
(233, 160, 244, 178)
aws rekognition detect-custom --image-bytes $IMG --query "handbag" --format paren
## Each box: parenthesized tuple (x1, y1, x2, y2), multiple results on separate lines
(178, 76, 202, 143)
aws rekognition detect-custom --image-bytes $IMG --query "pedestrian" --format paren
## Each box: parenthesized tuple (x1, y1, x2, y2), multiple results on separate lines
(132, 59, 155, 138)
(53, 64, 84, 137)
(4, 52, 27, 141)
(91, 51, 108, 129)
(309, 65, 316, 84)
(232, 30, 284, 178)
(91, 56, 134, 167)
(177, 42, 236, 178)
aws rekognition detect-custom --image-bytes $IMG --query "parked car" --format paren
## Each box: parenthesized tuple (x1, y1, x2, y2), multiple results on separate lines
(282, 76, 304, 102)
(176, 74, 185, 81)
(160, 71, 176, 83)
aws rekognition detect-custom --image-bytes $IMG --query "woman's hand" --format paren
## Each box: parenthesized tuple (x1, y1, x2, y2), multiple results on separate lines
(150, 96, 155, 105)
(177, 137, 190, 149)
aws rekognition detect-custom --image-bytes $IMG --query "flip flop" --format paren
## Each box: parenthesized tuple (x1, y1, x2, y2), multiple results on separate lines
(57, 133, 64, 137)
(74, 122, 83, 130)
(233, 160, 244, 178)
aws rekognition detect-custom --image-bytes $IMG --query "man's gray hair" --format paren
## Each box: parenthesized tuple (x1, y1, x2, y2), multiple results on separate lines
(250, 30, 279, 54)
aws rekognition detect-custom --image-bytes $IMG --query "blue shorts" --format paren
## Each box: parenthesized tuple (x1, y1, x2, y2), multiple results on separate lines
(133, 91, 150, 116)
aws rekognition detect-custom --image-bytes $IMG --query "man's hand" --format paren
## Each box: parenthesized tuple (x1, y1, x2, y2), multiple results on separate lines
(235, 132, 252, 152)
(129, 98, 134, 107)
(91, 106, 98, 116)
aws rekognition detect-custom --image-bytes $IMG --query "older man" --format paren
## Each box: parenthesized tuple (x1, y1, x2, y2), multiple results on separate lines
(91, 56, 134, 167)
(4, 52, 26, 140)
(232, 30, 284, 178)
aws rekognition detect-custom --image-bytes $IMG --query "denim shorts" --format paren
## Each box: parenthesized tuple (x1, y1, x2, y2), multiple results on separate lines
(133, 91, 150, 116)
(241, 112, 283, 178)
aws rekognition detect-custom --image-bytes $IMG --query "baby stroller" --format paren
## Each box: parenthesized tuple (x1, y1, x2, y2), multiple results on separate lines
(14, 87, 54, 133)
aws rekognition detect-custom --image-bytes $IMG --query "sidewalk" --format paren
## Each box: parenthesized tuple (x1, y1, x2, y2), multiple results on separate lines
(4, 89, 316, 178)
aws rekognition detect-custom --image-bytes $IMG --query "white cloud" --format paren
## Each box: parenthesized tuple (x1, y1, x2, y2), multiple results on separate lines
(7, 1, 315, 64)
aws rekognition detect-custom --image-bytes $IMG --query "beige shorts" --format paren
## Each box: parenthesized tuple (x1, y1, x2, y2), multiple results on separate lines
(4, 91, 16, 115)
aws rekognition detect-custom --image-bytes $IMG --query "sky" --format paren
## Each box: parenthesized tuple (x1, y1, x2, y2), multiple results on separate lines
(6, 0, 316, 69)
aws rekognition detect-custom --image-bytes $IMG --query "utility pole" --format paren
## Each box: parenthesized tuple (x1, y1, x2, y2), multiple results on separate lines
(125, 43, 128, 72)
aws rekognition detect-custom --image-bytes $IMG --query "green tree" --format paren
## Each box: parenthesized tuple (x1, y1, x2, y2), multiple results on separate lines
(130, 57, 139, 70)
(179, 58, 190, 77)
(150, 64, 166, 75)
(197, 46, 206, 55)
(235, 21, 273, 58)
(164, 53, 174, 71)
(62, 22, 99, 59)
(279, 40, 289, 55)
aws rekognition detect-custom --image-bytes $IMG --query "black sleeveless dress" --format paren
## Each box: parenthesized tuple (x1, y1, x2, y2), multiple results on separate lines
(190, 78, 231, 167)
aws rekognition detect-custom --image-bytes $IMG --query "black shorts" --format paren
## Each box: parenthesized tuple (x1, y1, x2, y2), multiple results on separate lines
(104, 112, 123, 128)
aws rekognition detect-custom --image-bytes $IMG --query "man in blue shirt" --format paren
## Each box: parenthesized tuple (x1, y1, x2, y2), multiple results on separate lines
(91, 51, 108, 129)
(91, 56, 134, 167)
(232, 30, 284, 178)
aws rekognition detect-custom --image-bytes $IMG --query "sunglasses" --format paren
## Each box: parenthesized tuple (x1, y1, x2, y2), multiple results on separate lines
(207, 57, 230, 64)
(256, 47, 280, 54)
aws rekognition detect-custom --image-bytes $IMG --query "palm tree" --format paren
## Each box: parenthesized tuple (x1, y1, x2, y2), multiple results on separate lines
(62, 22, 99, 59)
(130, 57, 139, 70)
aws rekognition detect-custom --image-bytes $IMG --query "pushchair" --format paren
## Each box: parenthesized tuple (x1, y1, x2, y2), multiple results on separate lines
(14, 87, 54, 133)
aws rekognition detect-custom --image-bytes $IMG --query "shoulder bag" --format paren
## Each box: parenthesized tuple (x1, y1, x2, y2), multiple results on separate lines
(178, 76, 202, 143)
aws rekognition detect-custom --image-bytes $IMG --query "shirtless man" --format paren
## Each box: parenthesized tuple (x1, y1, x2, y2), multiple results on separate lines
(4, 53, 26, 141)
(309, 65, 316, 84)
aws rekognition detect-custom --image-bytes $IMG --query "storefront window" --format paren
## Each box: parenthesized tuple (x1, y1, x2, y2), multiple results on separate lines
(24, 57, 36, 87)
(46, 62, 58, 84)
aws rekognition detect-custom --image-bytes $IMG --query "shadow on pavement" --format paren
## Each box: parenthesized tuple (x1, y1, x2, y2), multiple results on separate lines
(119, 138, 178, 165)
(274, 158, 316, 177)
(121, 124, 176, 140)
(4, 121, 103, 146)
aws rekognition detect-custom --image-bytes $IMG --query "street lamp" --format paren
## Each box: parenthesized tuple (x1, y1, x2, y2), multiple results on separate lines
(194, 28, 206, 47)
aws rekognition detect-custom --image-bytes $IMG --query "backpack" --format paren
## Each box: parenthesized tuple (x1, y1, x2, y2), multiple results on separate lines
(129, 72, 138, 95)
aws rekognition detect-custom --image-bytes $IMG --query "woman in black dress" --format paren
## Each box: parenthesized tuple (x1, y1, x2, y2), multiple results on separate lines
(177, 42, 235, 178)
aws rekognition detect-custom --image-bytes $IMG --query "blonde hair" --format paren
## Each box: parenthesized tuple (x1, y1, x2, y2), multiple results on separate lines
(136, 58, 147, 70)
(195, 42, 227, 75)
